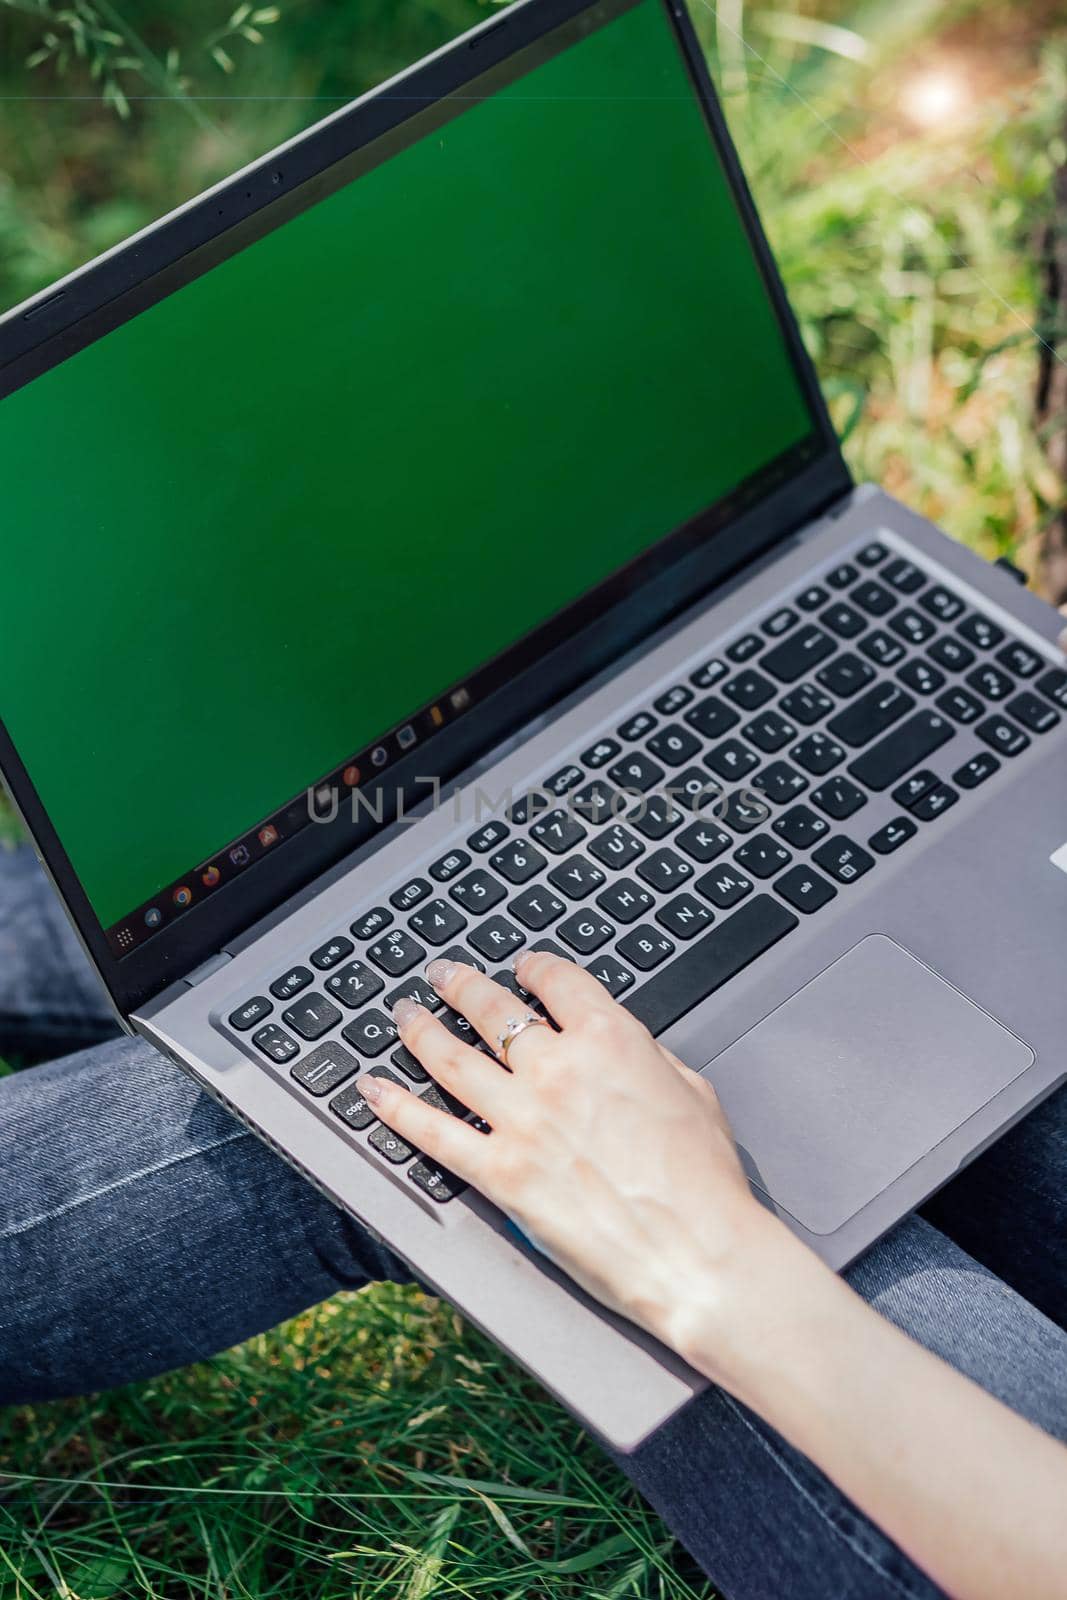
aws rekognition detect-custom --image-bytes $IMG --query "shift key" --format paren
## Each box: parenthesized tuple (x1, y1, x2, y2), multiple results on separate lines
(849, 710, 954, 791)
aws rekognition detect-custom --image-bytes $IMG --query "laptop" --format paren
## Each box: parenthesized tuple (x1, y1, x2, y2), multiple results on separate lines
(2, 0, 1065, 1452)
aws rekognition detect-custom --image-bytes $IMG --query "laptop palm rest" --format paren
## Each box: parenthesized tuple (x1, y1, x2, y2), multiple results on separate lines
(701, 934, 1034, 1237)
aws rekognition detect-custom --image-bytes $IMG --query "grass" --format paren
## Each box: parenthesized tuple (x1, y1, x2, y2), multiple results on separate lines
(0, 0, 1065, 1595)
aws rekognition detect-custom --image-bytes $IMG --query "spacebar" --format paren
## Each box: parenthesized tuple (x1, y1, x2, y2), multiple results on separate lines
(623, 896, 799, 1036)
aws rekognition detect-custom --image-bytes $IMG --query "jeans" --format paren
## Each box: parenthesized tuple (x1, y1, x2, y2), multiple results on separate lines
(1, 843, 1065, 1600)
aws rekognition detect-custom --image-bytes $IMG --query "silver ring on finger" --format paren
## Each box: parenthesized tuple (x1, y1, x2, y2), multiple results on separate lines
(495, 1012, 551, 1069)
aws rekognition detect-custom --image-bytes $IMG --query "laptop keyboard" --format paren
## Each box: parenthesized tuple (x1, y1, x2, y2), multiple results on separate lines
(223, 539, 1066, 1204)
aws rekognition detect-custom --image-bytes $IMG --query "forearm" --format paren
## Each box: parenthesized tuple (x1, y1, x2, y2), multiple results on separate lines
(665, 1212, 1067, 1600)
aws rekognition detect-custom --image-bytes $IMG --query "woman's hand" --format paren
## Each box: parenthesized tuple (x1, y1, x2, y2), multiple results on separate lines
(358, 948, 786, 1377)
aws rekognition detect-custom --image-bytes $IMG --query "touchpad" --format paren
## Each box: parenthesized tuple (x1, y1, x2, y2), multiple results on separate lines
(702, 935, 1034, 1236)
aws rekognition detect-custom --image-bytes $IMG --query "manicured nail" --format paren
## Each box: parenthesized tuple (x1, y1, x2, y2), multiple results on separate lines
(392, 997, 420, 1029)
(1058, 624, 1067, 657)
(426, 958, 457, 991)
(513, 948, 533, 974)
(358, 1072, 385, 1105)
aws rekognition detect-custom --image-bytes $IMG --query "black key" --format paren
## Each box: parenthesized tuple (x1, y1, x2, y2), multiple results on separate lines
(898, 659, 945, 697)
(812, 835, 874, 884)
(341, 1008, 398, 1058)
(958, 613, 1003, 650)
(676, 820, 733, 864)
(491, 839, 548, 884)
(618, 710, 658, 741)
(868, 817, 917, 855)
(893, 769, 938, 809)
(690, 658, 729, 689)
(589, 824, 645, 870)
(936, 686, 983, 725)
(270, 967, 312, 1002)
(493, 969, 544, 1014)
(451, 868, 507, 915)
(954, 751, 1000, 790)
(656, 892, 714, 941)
(685, 695, 739, 741)
(821, 602, 865, 640)
(351, 906, 393, 941)
(606, 753, 664, 796)
(507, 791, 550, 825)
(976, 715, 1030, 758)
(545, 762, 585, 797)
(791, 732, 844, 776)
(617, 925, 676, 971)
(718, 790, 771, 833)
(722, 669, 776, 712)
(848, 710, 954, 791)
(1007, 691, 1059, 734)
(796, 584, 829, 611)
(860, 630, 906, 669)
(648, 723, 702, 766)
(735, 833, 792, 880)
(573, 778, 623, 826)
(997, 641, 1043, 679)
(331, 1080, 379, 1132)
(390, 878, 431, 913)
(744, 709, 797, 753)
(857, 541, 887, 566)
(920, 585, 965, 623)
(468, 916, 526, 962)
(509, 884, 567, 931)
(781, 683, 833, 725)
(582, 735, 622, 769)
(530, 939, 575, 962)
(530, 808, 589, 855)
(828, 683, 914, 748)
(468, 820, 509, 853)
(929, 636, 975, 673)
(310, 936, 354, 971)
(408, 1159, 466, 1204)
(810, 775, 867, 820)
(911, 784, 958, 822)
(325, 959, 385, 1009)
(293, 1041, 360, 1097)
(367, 929, 426, 977)
(827, 562, 858, 590)
(890, 607, 936, 647)
(386, 976, 441, 1013)
(548, 854, 607, 900)
(282, 993, 341, 1041)
(763, 606, 799, 638)
(655, 683, 695, 716)
(772, 804, 830, 850)
(439, 946, 485, 972)
(429, 848, 471, 884)
(369, 1124, 416, 1165)
(409, 898, 468, 947)
(695, 863, 753, 909)
(636, 848, 693, 894)
(883, 557, 925, 594)
(752, 759, 809, 806)
(1037, 667, 1067, 710)
(726, 632, 763, 663)
(558, 909, 615, 955)
(624, 896, 797, 1034)
(705, 738, 759, 781)
(761, 624, 836, 684)
(817, 653, 874, 699)
(669, 768, 722, 813)
(252, 1023, 299, 1064)
(967, 664, 1014, 702)
(775, 865, 837, 914)
(852, 580, 895, 617)
(435, 1010, 481, 1052)
(587, 953, 636, 998)
(598, 877, 655, 924)
(628, 791, 684, 841)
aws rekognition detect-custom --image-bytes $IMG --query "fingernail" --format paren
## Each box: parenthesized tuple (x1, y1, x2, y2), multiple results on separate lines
(1058, 624, 1067, 657)
(358, 1072, 385, 1105)
(392, 997, 420, 1029)
(426, 958, 457, 991)
(513, 949, 532, 974)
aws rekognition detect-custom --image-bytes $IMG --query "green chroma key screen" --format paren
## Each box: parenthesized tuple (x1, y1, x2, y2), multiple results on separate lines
(0, 0, 814, 937)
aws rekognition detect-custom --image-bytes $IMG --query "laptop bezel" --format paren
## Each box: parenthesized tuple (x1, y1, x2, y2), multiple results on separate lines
(0, 0, 851, 1018)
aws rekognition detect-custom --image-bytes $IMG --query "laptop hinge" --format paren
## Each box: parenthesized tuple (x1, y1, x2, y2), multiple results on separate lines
(184, 950, 234, 988)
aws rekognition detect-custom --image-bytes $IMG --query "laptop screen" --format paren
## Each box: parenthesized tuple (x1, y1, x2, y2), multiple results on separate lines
(0, 0, 818, 957)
